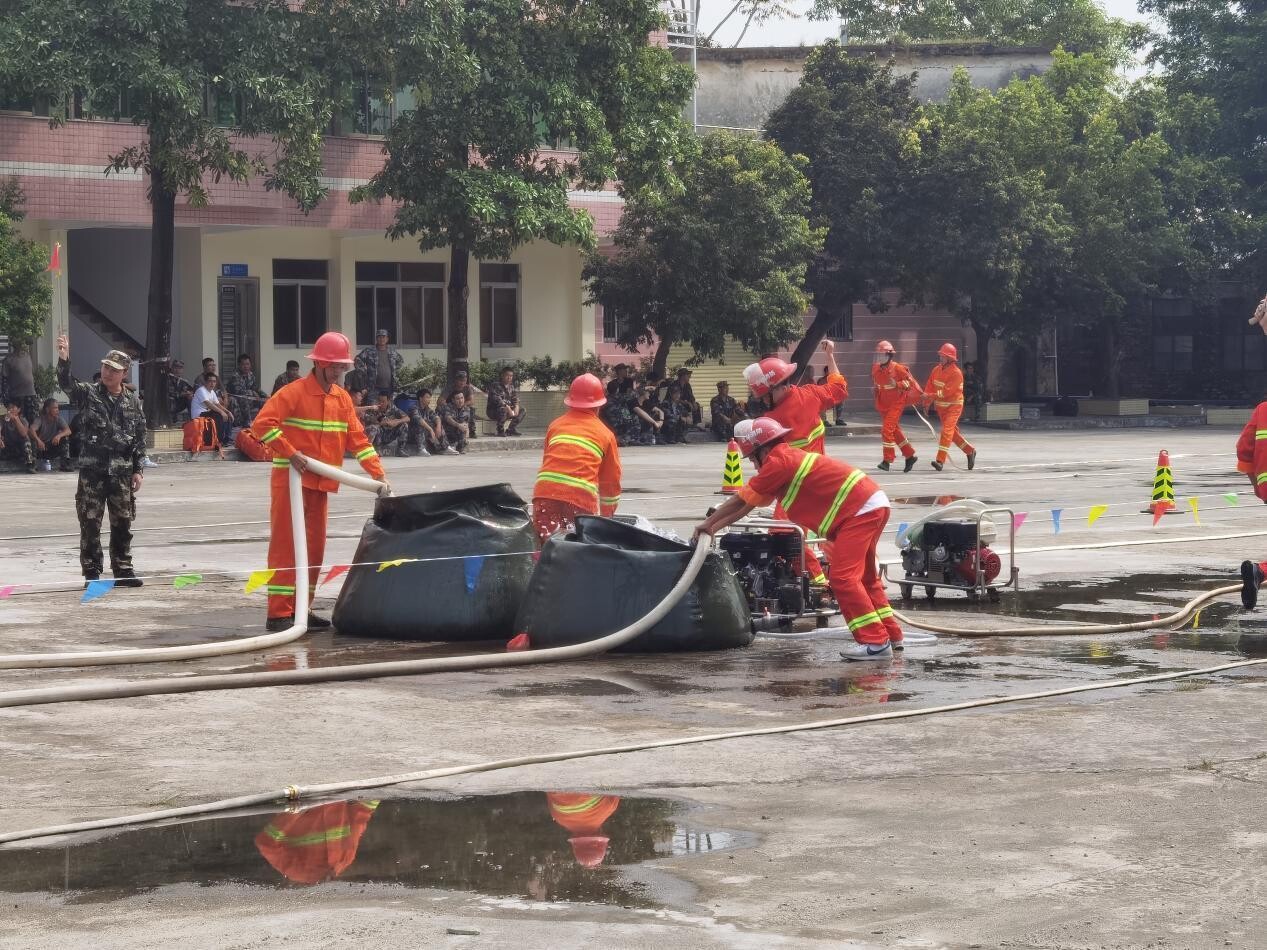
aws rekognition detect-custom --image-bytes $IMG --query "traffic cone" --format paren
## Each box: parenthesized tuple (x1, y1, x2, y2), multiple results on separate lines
(719, 439, 744, 494)
(1148, 449, 1176, 520)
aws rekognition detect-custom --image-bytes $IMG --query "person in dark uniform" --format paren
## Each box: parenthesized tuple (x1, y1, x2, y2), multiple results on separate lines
(56, 333, 148, 588)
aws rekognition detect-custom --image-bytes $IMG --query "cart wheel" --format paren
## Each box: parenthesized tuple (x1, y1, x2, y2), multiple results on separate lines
(988, 588, 1001, 604)
(900, 583, 914, 601)
(924, 586, 937, 602)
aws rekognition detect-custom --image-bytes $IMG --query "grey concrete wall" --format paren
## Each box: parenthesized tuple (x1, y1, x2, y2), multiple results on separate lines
(689, 45, 1054, 133)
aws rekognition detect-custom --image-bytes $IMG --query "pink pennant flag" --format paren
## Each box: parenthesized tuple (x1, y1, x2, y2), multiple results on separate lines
(1012, 512, 1028, 532)
(321, 564, 349, 586)
(46, 241, 61, 275)
(0, 585, 15, 599)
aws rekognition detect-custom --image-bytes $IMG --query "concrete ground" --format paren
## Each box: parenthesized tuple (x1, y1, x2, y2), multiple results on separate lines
(1, 426, 1266, 949)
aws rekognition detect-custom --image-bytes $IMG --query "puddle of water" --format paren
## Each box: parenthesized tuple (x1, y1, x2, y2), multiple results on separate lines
(0, 792, 745, 907)
(493, 672, 717, 698)
(887, 494, 973, 507)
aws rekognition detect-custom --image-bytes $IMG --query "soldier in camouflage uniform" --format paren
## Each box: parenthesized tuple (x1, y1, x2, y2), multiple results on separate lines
(57, 334, 148, 588)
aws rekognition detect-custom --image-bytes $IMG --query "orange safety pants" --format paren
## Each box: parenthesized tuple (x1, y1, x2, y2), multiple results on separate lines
(880, 408, 916, 463)
(773, 500, 826, 583)
(532, 497, 595, 547)
(829, 507, 903, 646)
(934, 404, 975, 465)
(267, 478, 329, 621)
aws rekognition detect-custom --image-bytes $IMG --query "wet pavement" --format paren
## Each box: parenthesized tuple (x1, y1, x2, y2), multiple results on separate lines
(0, 792, 745, 909)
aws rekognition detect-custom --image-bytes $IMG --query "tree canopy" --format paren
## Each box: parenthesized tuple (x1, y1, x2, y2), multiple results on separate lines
(584, 132, 823, 376)
(0, 181, 51, 346)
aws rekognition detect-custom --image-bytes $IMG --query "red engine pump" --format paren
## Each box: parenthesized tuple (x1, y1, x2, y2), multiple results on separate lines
(956, 545, 1001, 585)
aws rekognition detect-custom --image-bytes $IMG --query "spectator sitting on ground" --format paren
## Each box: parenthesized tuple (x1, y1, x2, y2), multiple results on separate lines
(226, 354, 268, 429)
(440, 390, 472, 453)
(412, 388, 459, 457)
(195, 357, 218, 389)
(606, 363, 634, 400)
(0, 398, 35, 473)
(745, 391, 765, 419)
(659, 381, 690, 444)
(673, 367, 704, 428)
(710, 381, 746, 441)
(190, 372, 230, 459)
(30, 397, 72, 472)
(369, 390, 411, 457)
(272, 359, 302, 394)
(449, 370, 481, 440)
(165, 359, 194, 422)
(486, 366, 526, 436)
(632, 380, 665, 445)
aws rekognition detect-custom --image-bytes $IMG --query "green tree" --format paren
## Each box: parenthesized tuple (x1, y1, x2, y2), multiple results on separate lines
(764, 45, 924, 378)
(584, 132, 824, 376)
(352, 0, 695, 392)
(0, 0, 391, 423)
(0, 180, 51, 346)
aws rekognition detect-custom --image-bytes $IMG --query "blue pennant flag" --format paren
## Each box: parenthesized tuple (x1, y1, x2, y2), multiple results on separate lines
(81, 579, 116, 604)
(464, 555, 485, 593)
(1051, 509, 1063, 535)
(896, 522, 909, 543)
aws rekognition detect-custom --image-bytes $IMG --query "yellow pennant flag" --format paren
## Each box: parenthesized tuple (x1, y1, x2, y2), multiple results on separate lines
(377, 558, 409, 573)
(245, 569, 275, 594)
(1188, 497, 1200, 524)
(1087, 504, 1108, 526)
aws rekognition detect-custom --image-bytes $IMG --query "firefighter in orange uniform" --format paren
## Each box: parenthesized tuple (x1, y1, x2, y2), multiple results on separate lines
(921, 342, 976, 472)
(1235, 398, 1267, 608)
(546, 792, 622, 868)
(695, 418, 903, 661)
(252, 332, 388, 631)
(532, 373, 622, 546)
(255, 800, 379, 885)
(742, 340, 847, 584)
(871, 340, 921, 472)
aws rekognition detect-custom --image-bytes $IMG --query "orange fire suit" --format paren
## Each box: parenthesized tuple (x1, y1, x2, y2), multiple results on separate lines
(1235, 401, 1267, 577)
(764, 372, 848, 582)
(872, 361, 921, 463)
(923, 362, 975, 465)
(740, 443, 902, 646)
(255, 800, 379, 884)
(252, 373, 385, 620)
(532, 408, 622, 545)
(546, 792, 622, 867)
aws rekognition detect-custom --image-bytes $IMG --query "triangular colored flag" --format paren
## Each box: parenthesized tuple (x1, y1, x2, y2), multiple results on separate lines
(1050, 509, 1062, 534)
(896, 522, 909, 542)
(1188, 497, 1200, 524)
(506, 632, 531, 652)
(464, 555, 485, 592)
(0, 585, 15, 599)
(1192, 609, 1202, 630)
(81, 579, 115, 603)
(46, 241, 61, 275)
(245, 569, 275, 594)
(1087, 505, 1108, 526)
(377, 558, 407, 573)
(1224, 492, 1240, 506)
(321, 564, 349, 586)
(173, 573, 202, 590)
(1012, 512, 1028, 532)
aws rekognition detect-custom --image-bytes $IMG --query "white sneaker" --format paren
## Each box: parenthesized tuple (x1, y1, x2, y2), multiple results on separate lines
(840, 642, 892, 662)
(142, 456, 159, 468)
(418, 447, 431, 457)
(444, 446, 460, 456)
(39, 460, 52, 472)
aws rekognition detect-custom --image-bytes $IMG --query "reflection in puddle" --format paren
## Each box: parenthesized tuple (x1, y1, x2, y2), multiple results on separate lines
(0, 792, 745, 907)
(887, 495, 971, 507)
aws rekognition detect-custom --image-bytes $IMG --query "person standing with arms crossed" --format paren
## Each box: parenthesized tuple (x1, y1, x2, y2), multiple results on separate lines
(56, 333, 147, 588)
(252, 331, 389, 632)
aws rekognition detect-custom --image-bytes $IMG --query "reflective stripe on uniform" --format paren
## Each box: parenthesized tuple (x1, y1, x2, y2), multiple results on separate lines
(1257, 430, 1267, 440)
(818, 469, 865, 536)
(935, 401, 962, 408)
(266, 584, 296, 595)
(846, 609, 881, 632)
(549, 434, 604, 459)
(789, 419, 826, 449)
(1257, 473, 1267, 485)
(260, 824, 352, 846)
(550, 795, 605, 814)
(284, 417, 349, 432)
(877, 605, 895, 620)
(601, 495, 621, 506)
(355, 446, 378, 462)
(260, 427, 283, 443)
(272, 458, 290, 468)
(536, 471, 599, 495)
(781, 453, 818, 510)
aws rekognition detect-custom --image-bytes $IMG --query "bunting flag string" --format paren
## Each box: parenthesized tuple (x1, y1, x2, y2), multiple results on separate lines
(1012, 512, 1028, 532)
(320, 564, 349, 586)
(0, 586, 15, 599)
(81, 579, 115, 604)
(464, 556, 485, 593)
(1225, 493, 1240, 506)
(1088, 504, 1109, 526)
(1051, 509, 1062, 535)
(172, 573, 202, 590)
(1188, 497, 1201, 525)
(376, 558, 409, 573)
(896, 522, 909, 543)
(244, 569, 275, 594)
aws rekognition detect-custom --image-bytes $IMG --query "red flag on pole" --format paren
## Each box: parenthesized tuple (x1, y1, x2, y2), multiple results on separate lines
(46, 242, 61, 275)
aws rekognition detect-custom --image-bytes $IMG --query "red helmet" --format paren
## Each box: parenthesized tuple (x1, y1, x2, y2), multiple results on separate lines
(306, 331, 354, 365)
(939, 342, 958, 361)
(875, 340, 895, 355)
(733, 417, 791, 457)
(565, 373, 607, 409)
(743, 358, 797, 397)
(568, 836, 611, 868)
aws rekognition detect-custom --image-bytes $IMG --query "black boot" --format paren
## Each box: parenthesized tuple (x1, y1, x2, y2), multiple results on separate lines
(966, 451, 977, 471)
(903, 455, 917, 473)
(307, 612, 332, 630)
(83, 571, 100, 591)
(266, 615, 295, 632)
(114, 569, 143, 589)
(876, 460, 891, 471)
(930, 460, 943, 472)
(1241, 560, 1263, 610)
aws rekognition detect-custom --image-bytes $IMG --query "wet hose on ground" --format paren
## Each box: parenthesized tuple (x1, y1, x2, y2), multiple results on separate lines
(4, 649, 1266, 846)
(0, 532, 712, 709)
(0, 459, 390, 671)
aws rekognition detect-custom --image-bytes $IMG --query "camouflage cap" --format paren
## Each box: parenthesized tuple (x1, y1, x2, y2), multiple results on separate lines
(101, 350, 131, 371)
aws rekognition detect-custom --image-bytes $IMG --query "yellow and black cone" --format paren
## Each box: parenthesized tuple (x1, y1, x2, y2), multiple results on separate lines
(1147, 448, 1176, 520)
(720, 439, 744, 494)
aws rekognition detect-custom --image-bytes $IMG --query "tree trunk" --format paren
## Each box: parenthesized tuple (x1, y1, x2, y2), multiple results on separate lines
(1097, 318, 1121, 398)
(651, 334, 674, 378)
(787, 305, 845, 384)
(142, 167, 176, 427)
(968, 317, 991, 400)
(447, 244, 470, 393)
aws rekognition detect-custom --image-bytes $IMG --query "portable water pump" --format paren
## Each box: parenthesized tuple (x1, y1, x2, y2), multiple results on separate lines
(719, 528, 831, 619)
(898, 518, 1003, 602)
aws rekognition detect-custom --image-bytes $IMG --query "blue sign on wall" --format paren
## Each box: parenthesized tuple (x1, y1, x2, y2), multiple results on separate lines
(221, 264, 249, 278)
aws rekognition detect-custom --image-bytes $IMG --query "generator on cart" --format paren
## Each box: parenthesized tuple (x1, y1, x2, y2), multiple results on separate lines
(717, 517, 833, 625)
(882, 501, 1019, 603)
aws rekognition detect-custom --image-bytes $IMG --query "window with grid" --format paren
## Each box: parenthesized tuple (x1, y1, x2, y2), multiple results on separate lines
(354, 262, 446, 347)
(601, 306, 621, 343)
(272, 260, 329, 347)
(479, 263, 521, 347)
(825, 311, 853, 341)
(1220, 296, 1266, 372)
(1152, 299, 1194, 372)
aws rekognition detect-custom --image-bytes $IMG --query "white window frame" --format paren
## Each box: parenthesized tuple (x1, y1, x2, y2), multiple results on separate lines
(272, 273, 329, 349)
(480, 263, 522, 348)
(354, 266, 447, 348)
